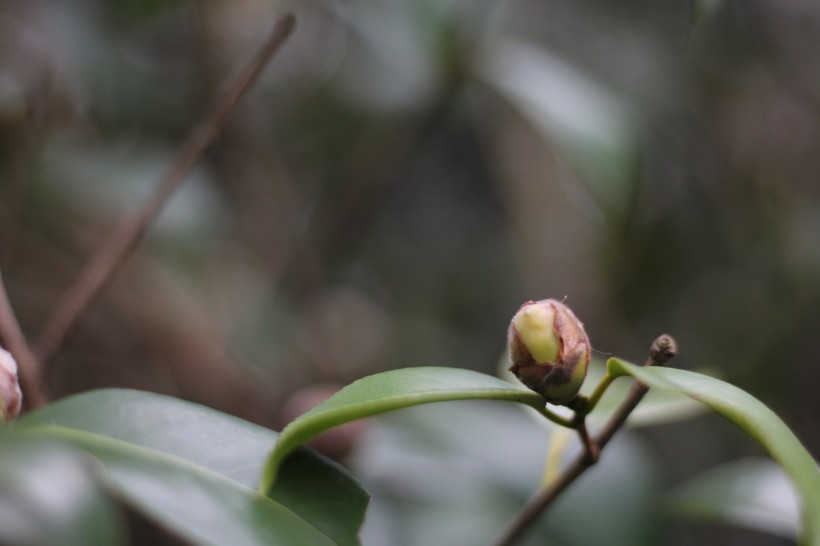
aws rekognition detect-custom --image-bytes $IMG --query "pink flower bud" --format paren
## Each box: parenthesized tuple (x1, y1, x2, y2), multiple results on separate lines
(0, 348, 22, 419)
(508, 299, 591, 404)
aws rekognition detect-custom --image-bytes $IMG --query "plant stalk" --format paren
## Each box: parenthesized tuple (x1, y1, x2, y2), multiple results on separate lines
(492, 334, 677, 546)
(33, 14, 297, 367)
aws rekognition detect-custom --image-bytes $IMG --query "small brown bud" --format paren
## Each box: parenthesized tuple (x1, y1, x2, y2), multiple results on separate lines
(507, 299, 591, 404)
(0, 348, 22, 420)
(649, 334, 677, 366)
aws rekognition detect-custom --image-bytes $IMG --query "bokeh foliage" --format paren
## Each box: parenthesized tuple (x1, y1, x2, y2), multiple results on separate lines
(1, 0, 818, 544)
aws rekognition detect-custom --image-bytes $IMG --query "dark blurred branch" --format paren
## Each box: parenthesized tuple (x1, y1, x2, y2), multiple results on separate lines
(33, 14, 296, 367)
(0, 270, 48, 409)
(493, 335, 678, 546)
(0, 129, 33, 269)
(277, 85, 463, 299)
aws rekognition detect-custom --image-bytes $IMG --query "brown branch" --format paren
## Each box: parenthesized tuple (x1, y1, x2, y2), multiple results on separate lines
(33, 14, 296, 366)
(493, 334, 678, 546)
(575, 416, 599, 464)
(0, 270, 48, 410)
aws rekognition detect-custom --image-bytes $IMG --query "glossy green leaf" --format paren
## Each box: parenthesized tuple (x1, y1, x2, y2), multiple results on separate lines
(590, 383, 706, 426)
(607, 360, 820, 546)
(262, 367, 547, 491)
(15, 389, 368, 546)
(0, 436, 124, 546)
(581, 359, 706, 427)
(29, 426, 336, 546)
(668, 458, 799, 540)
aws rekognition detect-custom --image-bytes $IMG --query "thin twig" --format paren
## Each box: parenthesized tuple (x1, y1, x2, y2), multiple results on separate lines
(0, 270, 48, 409)
(33, 14, 296, 366)
(585, 371, 616, 414)
(532, 403, 578, 429)
(575, 417, 599, 464)
(493, 334, 678, 546)
(0, 125, 34, 269)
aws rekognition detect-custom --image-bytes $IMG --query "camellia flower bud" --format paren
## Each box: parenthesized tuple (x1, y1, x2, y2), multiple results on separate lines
(0, 348, 22, 420)
(507, 299, 591, 404)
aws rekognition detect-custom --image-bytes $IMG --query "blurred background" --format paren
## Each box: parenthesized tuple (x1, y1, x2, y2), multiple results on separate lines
(1, 0, 818, 544)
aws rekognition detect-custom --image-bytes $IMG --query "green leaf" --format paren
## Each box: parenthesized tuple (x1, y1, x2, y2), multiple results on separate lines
(0, 436, 125, 546)
(581, 359, 706, 427)
(607, 360, 820, 546)
(261, 367, 547, 491)
(590, 383, 706, 427)
(29, 426, 337, 546)
(15, 389, 368, 546)
(668, 458, 799, 540)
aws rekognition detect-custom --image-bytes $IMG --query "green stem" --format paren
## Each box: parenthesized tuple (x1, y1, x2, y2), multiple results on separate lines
(583, 372, 617, 415)
(493, 335, 677, 546)
(532, 404, 577, 429)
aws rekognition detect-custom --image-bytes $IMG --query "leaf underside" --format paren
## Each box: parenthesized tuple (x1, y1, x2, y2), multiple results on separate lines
(608, 360, 820, 546)
(262, 367, 547, 491)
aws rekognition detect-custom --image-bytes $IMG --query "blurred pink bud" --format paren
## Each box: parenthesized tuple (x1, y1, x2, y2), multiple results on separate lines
(0, 348, 22, 419)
